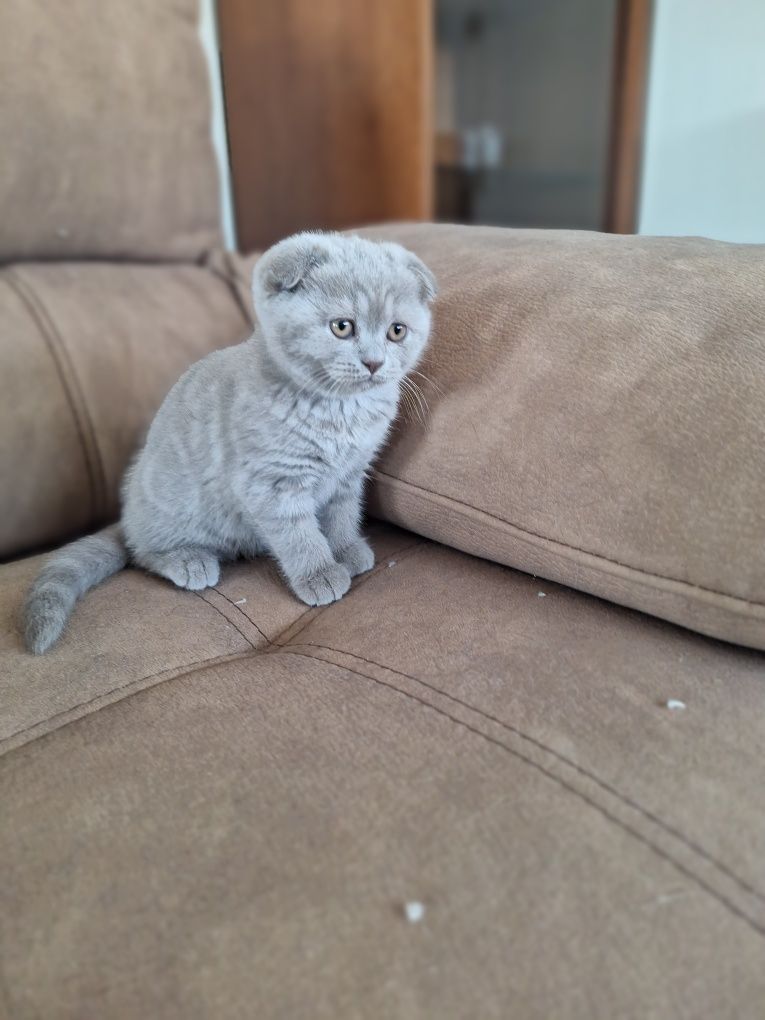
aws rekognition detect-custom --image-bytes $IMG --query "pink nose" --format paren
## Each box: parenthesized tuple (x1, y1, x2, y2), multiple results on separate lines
(362, 359, 383, 376)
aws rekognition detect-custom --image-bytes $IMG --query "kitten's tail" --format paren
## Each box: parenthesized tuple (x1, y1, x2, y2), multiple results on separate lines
(23, 524, 129, 654)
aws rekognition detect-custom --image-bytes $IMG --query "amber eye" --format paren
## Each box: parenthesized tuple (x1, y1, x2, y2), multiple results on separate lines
(387, 322, 408, 342)
(330, 318, 355, 339)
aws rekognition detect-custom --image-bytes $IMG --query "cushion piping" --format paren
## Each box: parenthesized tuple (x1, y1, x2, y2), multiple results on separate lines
(5, 269, 106, 522)
(3, 600, 763, 940)
(286, 639, 765, 906)
(1, 537, 424, 754)
(280, 645, 765, 941)
(375, 469, 765, 644)
(375, 470, 765, 607)
(1, 648, 255, 753)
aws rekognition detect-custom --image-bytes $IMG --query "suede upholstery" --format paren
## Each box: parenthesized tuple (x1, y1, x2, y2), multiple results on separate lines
(0, 0, 221, 261)
(361, 224, 765, 650)
(1, 2, 763, 1017)
(0, 264, 249, 559)
(2, 528, 765, 1019)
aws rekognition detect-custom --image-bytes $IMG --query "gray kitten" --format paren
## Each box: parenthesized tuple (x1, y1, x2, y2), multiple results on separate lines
(24, 232, 436, 654)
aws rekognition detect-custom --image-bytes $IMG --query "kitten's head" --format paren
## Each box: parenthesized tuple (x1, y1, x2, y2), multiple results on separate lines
(252, 232, 437, 396)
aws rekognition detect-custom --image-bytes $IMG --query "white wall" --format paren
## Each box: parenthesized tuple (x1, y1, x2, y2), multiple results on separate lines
(198, 0, 236, 249)
(639, 0, 765, 242)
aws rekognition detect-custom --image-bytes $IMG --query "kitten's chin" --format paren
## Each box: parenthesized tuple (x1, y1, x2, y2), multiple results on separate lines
(361, 376, 395, 393)
(346, 377, 386, 394)
(321, 375, 395, 397)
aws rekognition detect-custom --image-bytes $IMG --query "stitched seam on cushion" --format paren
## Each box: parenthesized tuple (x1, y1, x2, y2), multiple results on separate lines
(209, 588, 270, 643)
(0, 648, 257, 753)
(5, 269, 108, 521)
(1, 538, 423, 756)
(207, 539, 427, 647)
(270, 539, 427, 648)
(210, 550, 426, 644)
(288, 640, 765, 906)
(375, 469, 765, 611)
(280, 646, 765, 940)
(202, 249, 256, 325)
(4, 624, 761, 938)
(194, 591, 260, 648)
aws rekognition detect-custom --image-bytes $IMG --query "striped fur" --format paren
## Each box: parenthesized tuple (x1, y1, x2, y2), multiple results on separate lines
(23, 232, 436, 653)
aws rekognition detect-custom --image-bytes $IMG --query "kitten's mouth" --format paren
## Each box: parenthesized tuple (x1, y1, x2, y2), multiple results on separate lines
(325, 375, 387, 395)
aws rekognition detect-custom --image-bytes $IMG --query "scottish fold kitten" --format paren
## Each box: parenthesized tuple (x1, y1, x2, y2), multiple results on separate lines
(24, 232, 437, 654)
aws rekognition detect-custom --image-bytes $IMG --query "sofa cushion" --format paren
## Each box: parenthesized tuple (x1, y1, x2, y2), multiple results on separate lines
(0, 263, 249, 559)
(1, 529, 764, 1017)
(361, 224, 765, 651)
(0, 524, 416, 753)
(0, 0, 221, 261)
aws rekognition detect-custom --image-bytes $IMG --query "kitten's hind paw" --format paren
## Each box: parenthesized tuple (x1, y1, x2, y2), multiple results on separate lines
(291, 562, 351, 606)
(337, 538, 375, 578)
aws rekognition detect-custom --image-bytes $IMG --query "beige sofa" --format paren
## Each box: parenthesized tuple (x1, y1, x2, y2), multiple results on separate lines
(2, 3, 764, 1018)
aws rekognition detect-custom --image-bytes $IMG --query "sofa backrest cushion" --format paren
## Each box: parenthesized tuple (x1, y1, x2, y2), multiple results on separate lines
(362, 224, 765, 651)
(0, 264, 248, 559)
(0, 0, 221, 262)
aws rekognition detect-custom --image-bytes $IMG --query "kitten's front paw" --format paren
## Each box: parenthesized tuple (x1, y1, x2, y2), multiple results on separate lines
(153, 549, 220, 590)
(291, 562, 351, 606)
(337, 538, 375, 578)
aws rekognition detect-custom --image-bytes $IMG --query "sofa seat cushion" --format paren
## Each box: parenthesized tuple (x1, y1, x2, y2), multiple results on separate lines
(1, 526, 764, 1017)
(0, 0, 221, 261)
(0, 262, 250, 559)
(0, 525, 419, 754)
(360, 224, 765, 651)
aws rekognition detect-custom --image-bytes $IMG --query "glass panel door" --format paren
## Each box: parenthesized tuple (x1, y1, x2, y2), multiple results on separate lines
(435, 0, 618, 229)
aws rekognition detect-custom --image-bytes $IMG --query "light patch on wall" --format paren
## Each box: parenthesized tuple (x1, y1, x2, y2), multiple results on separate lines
(198, 0, 237, 250)
(639, 0, 765, 242)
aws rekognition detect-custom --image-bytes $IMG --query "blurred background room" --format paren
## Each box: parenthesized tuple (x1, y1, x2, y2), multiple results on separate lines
(208, 0, 765, 251)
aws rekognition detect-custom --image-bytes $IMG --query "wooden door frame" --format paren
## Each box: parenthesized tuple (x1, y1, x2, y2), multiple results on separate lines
(218, 0, 652, 243)
(604, 0, 654, 233)
(217, 0, 433, 253)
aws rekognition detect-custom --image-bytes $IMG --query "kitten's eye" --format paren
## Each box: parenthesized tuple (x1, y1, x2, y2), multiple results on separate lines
(387, 322, 408, 342)
(330, 318, 355, 339)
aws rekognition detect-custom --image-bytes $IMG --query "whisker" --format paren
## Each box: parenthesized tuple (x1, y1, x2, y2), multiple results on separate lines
(396, 384, 417, 424)
(400, 378, 427, 426)
(412, 380, 430, 416)
(409, 369, 446, 397)
(326, 377, 344, 404)
(402, 380, 426, 425)
(291, 369, 329, 406)
(401, 389, 420, 422)
(401, 378, 428, 424)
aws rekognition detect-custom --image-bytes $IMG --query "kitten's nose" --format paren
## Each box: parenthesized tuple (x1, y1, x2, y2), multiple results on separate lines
(362, 359, 383, 376)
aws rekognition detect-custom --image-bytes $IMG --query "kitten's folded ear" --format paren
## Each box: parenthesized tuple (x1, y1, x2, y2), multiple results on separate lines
(406, 253, 438, 303)
(253, 233, 331, 301)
